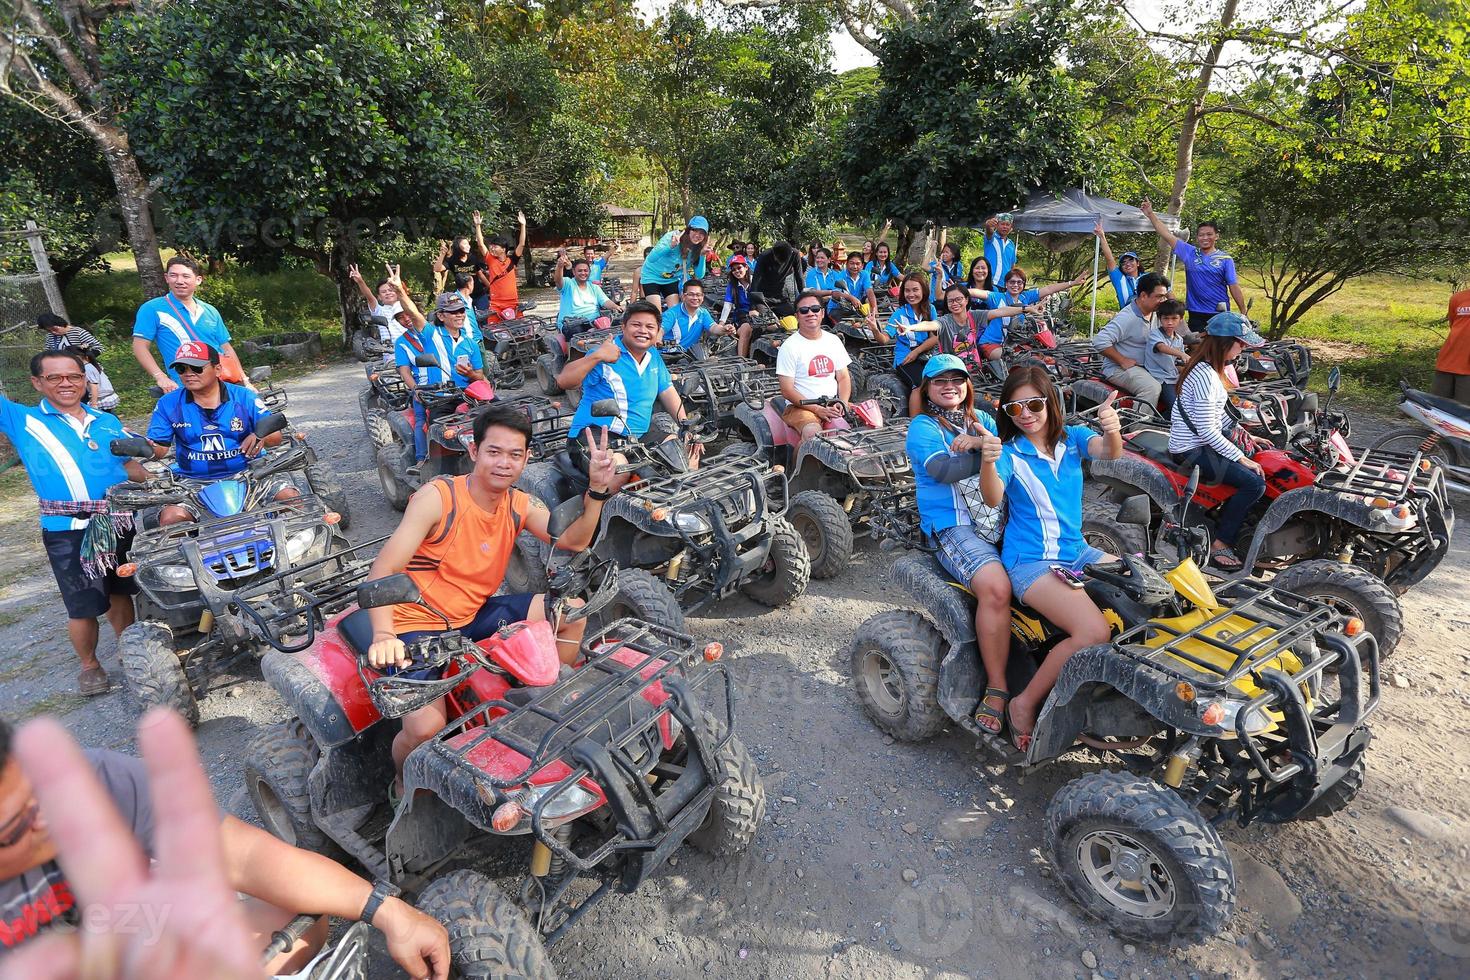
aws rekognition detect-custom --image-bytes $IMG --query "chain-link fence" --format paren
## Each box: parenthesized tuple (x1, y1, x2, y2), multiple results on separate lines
(0, 223, 67, 404)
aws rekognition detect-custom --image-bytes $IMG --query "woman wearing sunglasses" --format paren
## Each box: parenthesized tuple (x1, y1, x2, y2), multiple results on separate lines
(905, 355, 1014, 735)
(978, 366, 1123, 750)
(935, 283, 1031, 378)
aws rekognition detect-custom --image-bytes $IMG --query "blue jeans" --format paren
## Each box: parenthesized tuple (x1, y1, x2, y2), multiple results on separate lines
(1170, 446, 1266, 547)
(412, 401, 428, 461)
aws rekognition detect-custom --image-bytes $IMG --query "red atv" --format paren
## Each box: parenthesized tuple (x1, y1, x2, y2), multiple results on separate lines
(244, 544, 764, 978)
(1089, 367, 1454, 654)
(373, 376, 498, 510)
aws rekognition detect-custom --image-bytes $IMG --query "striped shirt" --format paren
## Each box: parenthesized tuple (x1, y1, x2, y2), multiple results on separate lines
(1169, 363, 1242, 461)
(43, 326, 103, 354)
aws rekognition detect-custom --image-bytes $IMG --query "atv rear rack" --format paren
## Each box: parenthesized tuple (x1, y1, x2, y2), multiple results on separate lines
(617, 453, 788, 526)
(673, 357, 782, 413)
(228, 536, 388, 653)
(421, 618, 733, 870)
(808, 421, 913, 489)
(1316, 444, 1442, 507)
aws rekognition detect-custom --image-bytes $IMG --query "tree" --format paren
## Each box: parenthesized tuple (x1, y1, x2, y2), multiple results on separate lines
(103, 0, 497, 334)
(836, 0, 1089, 229)
(719, 0, 916, 57)
(0, 0, 167, 295)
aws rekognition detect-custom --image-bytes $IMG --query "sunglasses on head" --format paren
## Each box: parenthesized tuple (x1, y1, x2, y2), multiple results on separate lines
(1001, 397, 1047, 417)
(796, 305, 822, 314)
(175, 363, 209, 374)
(0, 800, 39, 849)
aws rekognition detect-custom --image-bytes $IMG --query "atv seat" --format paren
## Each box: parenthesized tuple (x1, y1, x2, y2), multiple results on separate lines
(338, 608, 375, 658)
(1407, 387, 1470, 426)
(552, 450, 590, 491)
(1128, 429, 1226, 486)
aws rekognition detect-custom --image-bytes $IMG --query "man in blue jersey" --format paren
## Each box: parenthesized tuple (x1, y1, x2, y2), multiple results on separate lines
(390, 290, 441, 462)
(984, 213, 1018, 285)
(1141, 199, 1249, 334)
(557, 300, 697, 490)
(0, 351, 151, 695)
(423, 293, 485, 390)
(1093, 220, 1141, 308)
(144, 342, 298, 525)
(661, 280, 732, 358)
(132, 255, 244, 392)
(830, 251, 879, 329)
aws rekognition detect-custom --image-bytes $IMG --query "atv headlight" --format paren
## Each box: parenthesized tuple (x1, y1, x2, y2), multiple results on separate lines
(151, 563, 197, 589)
(672, 511, 709, 533)
(1215, 699, 1274, 736)
(521, 783, 600, 824)
(285, 527, 324, 563)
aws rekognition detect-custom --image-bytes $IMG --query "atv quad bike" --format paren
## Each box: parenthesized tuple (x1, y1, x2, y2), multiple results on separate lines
(534, 319, 620, 401)
(246, 543, 763, 978)
(668, 355, 782, 454)
(105, 416, 365, 725)
(374, 376, 497, 511)
(847, 476, 1381, 943)
(1090, 368, 1451, 652)
(483, 308, 544, 390)
(240, 366, 352, 530)
(515, 400, 810, 627)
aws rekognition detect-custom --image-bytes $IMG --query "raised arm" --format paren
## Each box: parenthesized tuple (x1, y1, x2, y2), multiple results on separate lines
(1093, 220, 1118, 272)
(430, 241, 449, 295)
(514, 211, 528, 259)
(1037, 272, 1089, 300)
(471, 210, 486, 256)
(1139, 198, 1179, 249)
(347, 263, 376, 305)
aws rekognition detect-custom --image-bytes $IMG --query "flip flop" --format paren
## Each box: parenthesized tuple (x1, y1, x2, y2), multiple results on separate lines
(1209, 547, 1244, 571)
(973, 687, 1009, 735)
(1006, 703, 1033, 754)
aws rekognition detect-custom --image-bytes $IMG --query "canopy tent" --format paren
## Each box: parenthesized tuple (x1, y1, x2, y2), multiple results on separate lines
(1005, 189, 1182, 331)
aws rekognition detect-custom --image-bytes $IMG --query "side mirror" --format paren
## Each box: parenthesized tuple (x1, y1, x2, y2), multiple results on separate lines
(248, 365, 273, 384)
(415, 353, 441, 368)
(1328, 365, 1341, 393)
(547, 497, 585, 541)
(370, 314, 390, 329)
(110, 436, 155, 460)
(589, 398, 622, 419)
(254, 413, 289, 439)
(1115, 494, 1152, 528)
(356, 573, 421, 609)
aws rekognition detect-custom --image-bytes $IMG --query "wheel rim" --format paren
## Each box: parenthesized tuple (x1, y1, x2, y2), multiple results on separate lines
(792, 512, 825, 562)
(858, 650, 905, 718)
(1374, 432, 1456, 468)
(251, 777, 298, 847)
(1075, 828, 1177, 919)
(1290, 587, 1367, 624)
(1083, 527, 1127, 555)
(377, 461, 399, 499)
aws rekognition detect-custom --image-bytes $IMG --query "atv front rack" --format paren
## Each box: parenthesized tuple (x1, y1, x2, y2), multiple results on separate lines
(366, 366, 412, 411)
(498, 393, 578, 460)
(673, 357, 782, 413)
(1316, 443, 1444, 507)
(420, 617, 733, 868)
(229, 535, 387, 654)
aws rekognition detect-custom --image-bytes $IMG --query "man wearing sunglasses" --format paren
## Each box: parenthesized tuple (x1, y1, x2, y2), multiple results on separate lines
(144, 342, 298, 525)
(0, 351, 152, 696)
(775, 290, 852, 444)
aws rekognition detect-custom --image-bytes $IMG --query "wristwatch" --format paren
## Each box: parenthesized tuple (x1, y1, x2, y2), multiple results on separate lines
(587, 486, 613, 501)
(359, 879, 400, 927)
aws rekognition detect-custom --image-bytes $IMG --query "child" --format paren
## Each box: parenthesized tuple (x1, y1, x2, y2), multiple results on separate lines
(81, 347, 120, 414)
(1145, 299, 1190, 416)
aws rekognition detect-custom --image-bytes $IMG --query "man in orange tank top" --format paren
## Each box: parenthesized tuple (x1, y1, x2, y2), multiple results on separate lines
(361, 404, 617, 782)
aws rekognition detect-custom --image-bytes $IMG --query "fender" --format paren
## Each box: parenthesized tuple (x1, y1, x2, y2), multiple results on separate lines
(734, 402, 775, 451)
(1089, 455, 1182, 517)
(891, 553, 982, 727)
(1236, 484, 1426, 574)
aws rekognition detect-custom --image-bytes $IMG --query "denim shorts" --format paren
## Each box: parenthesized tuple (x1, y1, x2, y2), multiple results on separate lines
(1008, 545, 1107, 602)
(932, 525, 1002, 585)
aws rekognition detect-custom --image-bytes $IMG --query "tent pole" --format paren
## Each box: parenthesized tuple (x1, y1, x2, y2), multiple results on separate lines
(1090, 233, 1101, 334)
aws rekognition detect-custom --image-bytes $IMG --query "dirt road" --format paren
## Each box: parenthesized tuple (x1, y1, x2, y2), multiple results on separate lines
(1, 337, 1467, 978)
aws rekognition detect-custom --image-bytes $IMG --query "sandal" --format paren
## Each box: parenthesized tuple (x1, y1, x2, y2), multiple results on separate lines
(973, 688, 1009, 735)
(78, 665, 111, 697)
(1006, 703, 1033, 754)
(1209, 547, 1244, 571)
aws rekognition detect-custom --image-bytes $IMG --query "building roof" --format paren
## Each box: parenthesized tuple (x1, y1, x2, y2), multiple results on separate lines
(604, 205, 654, 218)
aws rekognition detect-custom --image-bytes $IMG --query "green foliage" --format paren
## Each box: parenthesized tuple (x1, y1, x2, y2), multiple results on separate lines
(837, 0, 1090, 227)
(102, 0, 495, 268)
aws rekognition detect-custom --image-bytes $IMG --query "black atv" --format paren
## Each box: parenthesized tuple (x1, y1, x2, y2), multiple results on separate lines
(668, 356, 782, 454)
(482, 304, 544, 390)
(533, 318, 620, 402)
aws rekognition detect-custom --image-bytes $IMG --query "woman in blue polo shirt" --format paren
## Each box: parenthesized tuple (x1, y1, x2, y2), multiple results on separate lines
(864, 242, 903, 294)
(928, 242, 962, 300)
(983, 266, 1089, 334)
(905, 355, 1014, 735)
(803, 248, 841, 313)
(978, 365, 1123, 750)
(879, 274, 939, 416)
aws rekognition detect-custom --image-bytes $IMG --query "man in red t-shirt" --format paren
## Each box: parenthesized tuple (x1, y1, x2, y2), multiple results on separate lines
(1435, 288, 1470, 404)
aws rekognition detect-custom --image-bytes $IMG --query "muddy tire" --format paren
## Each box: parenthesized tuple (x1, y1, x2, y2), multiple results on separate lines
(1300, 753, 1366, 820)
(357, 385, 378, 424)
(1046, 770, 1235, 943)
(364, 410, 395, 450)
(1081, 497, 1149, 557)
(376, 443, 413, 512)
(685, 708, 765, 857)
(588, 568, 687, 634)
(739, 518, 810, 607)
(502, 533, 550, 595)
(536, 353, 563, 396)
(868, 373, 908, 419)
(303, 460, 351, 531)
(847, 360, 868, 400)
(119, 622, 198, 727)
(244, 720, 333, 854)
(787, 490, 853, 580)
(516, 461, 564, 510)
(415, 870, 555, 979)
(847, 610, 947, 741)
(1271, 559, 1402, 658)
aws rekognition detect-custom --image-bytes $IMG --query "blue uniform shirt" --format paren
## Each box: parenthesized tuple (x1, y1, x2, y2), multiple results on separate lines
(568, 337, 672, 440)
(0, 396, 133, 531)
(661, 304, 714, 349)
(985, 234, 1017, 285)
(804, 267, 840, 296)
(132, 295, 232, 384)
(907, 411, 999, 535)
(393, 329, 446, 386)
(424, 324, 484, 390)
(886, 303, 937, 366)
(865, 260, 902, 291)
(724, 281, 753, 320)
(929, 260, 961, 300)
(830, 269, 872, 315)
(1172, 240, 1238, 314)
(1108, 268, 1138, 308)
(589, 256, 608, 284)
(993, 425, 1096, 569)
(147, 382, 270, 480)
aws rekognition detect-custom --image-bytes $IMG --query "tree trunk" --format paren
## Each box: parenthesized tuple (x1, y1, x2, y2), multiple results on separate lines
(330, 243, 364, 343)
(1153, 0, 1240, 273)
(99, 129, 167, 297)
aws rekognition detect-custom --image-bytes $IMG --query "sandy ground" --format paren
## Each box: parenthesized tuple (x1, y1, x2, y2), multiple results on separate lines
(1, 276, 1467, 978)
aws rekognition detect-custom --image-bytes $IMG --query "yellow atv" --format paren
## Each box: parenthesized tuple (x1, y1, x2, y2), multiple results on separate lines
(846, 479, 1381, 942)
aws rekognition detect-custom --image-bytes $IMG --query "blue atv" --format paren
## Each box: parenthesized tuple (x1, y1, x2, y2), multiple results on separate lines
(107, 414, 371, 725)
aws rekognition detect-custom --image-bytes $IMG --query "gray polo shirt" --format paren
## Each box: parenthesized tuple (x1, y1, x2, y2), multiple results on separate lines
(1093, 302, 1155, 380)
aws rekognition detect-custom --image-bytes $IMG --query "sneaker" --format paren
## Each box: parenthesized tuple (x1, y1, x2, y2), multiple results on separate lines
(78, 665, 111, 697)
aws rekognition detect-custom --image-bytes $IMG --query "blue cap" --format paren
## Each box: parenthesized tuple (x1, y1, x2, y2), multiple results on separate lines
(922, 354, 970, 379)
(1205, 311, 1265, 346)
(688, 215, 710, 232)
(1119, 251, 1139, 262)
